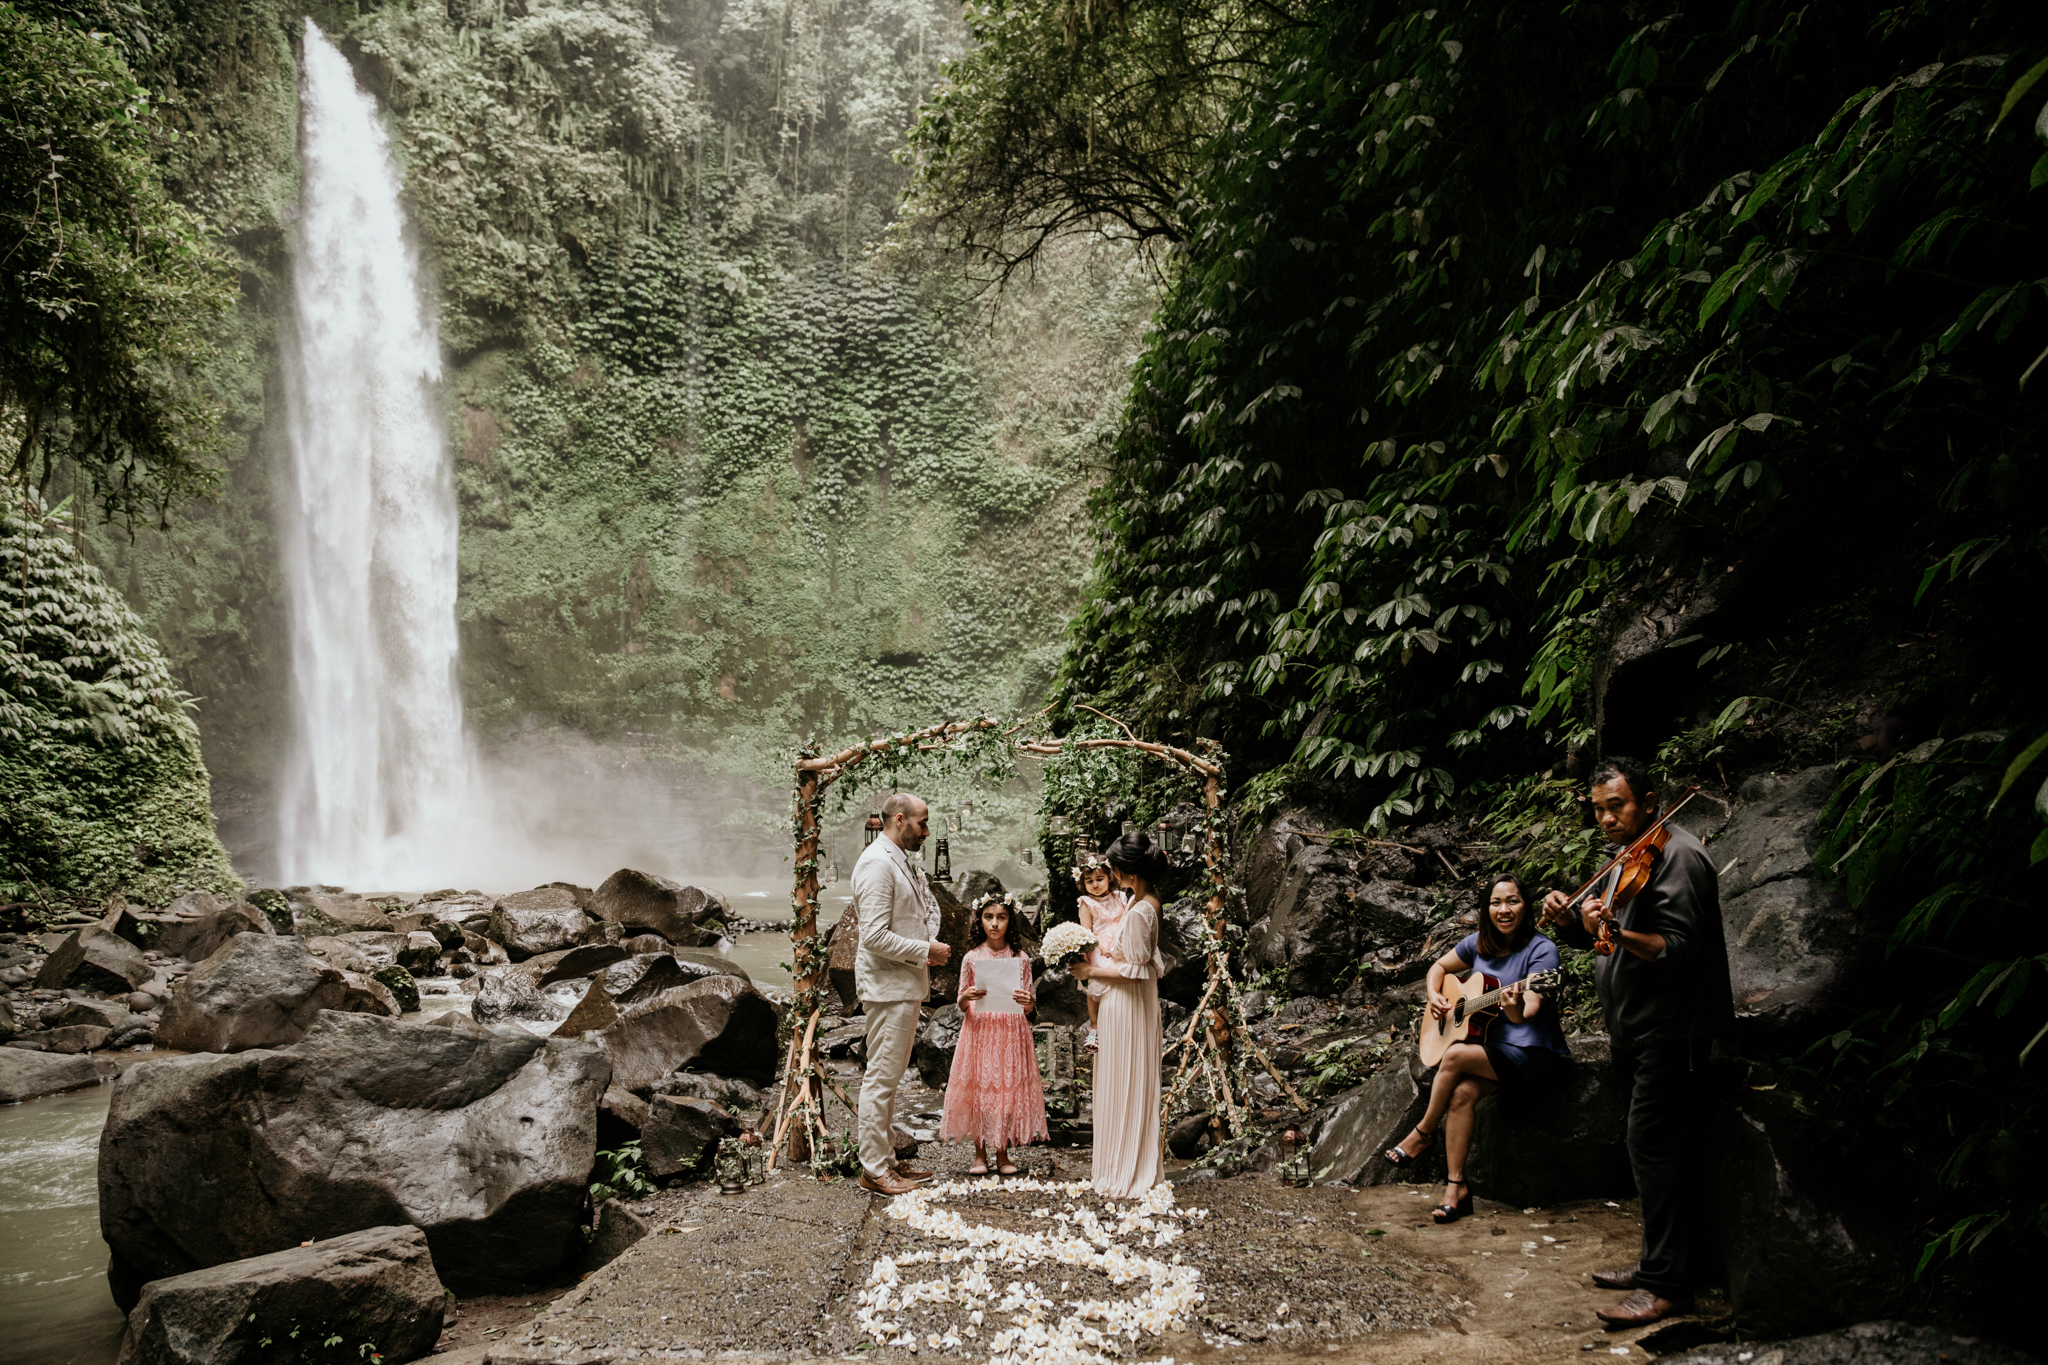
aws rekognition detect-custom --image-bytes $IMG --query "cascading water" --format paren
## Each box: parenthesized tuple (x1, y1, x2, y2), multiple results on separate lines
(276, 20, 476, 887)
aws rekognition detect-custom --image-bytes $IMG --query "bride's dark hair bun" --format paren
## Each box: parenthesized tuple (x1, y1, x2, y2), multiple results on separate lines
(1105, 831, 1169, 882)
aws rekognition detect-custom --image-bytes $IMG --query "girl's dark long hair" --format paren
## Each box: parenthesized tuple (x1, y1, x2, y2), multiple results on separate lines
(1477, 873, 1538, 958)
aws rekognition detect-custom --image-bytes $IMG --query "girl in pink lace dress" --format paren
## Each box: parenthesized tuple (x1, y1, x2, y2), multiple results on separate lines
(941, 892, 1048, 1175)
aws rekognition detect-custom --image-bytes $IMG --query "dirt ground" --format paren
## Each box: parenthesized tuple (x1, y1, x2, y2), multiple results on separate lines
(418, 1132, 1728, 1365)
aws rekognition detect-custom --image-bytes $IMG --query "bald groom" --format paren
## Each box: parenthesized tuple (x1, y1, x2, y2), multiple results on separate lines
(851, 792, 952, 1196)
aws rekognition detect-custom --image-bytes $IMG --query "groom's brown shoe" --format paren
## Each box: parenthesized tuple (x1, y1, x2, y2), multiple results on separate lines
(1591, 1265, 1639, 1291)
(1596, 1289, 1690, 1327)
(859, 1170, 919, 1197)
(893, 1164, 934, 1182)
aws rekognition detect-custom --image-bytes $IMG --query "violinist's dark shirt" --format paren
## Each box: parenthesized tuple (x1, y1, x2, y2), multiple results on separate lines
(1569, 823, 1735, 1048)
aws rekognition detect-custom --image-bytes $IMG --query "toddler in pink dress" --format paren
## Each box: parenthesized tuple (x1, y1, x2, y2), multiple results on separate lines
(1076, 860, 1129, 1054)
(941, 892, 1048, 1175)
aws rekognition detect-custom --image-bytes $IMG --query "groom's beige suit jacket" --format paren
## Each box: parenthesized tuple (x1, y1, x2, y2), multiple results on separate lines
(851, 835, 938, 1002)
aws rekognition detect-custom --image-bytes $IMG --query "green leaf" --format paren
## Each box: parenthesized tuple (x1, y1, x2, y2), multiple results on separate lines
(1991, 732, 2048, 807)
(1989, 54, 2048, 138)
(2032, 826, 2048, 866)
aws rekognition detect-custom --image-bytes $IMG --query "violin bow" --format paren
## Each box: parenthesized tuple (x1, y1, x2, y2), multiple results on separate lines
(1540, 784, 1703, 926)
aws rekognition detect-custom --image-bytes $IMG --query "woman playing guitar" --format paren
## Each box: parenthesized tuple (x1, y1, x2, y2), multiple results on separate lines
(1381, 873, 1570, 1223)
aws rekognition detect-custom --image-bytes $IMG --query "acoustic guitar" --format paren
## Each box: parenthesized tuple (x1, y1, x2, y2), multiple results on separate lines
(1417, 968, 1562, 1068)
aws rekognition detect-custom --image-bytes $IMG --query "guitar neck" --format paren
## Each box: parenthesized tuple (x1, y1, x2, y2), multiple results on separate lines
(1467, 973, 1542, 1013)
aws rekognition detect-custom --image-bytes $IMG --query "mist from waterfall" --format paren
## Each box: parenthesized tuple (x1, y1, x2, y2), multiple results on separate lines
(276, 19, 476, 887)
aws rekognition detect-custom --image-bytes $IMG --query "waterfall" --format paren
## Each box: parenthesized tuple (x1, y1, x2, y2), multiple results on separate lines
(276, 20, 475, 887)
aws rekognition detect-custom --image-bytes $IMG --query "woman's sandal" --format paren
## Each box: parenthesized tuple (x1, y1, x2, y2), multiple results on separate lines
(997, 1162, 1020, 1177)
(967, 1163, 990, 1176)
(1383, 1126, 1437, 1167)
(1432, 1178, 1473, 1225)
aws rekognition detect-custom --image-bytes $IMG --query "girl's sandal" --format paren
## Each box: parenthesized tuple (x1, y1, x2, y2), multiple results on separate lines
(1432, 1178, 1473, 1225)
(997, 1161, 1020, 1176)
(967, 1164, 990, 1176)
(1383, 1126, 1437, 1167)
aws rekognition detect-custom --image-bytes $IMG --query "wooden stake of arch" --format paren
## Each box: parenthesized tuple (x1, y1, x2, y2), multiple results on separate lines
(764, 715, 1306, 1173)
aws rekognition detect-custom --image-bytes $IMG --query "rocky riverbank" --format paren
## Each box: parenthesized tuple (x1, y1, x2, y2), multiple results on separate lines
(0, 765, 1999, 1364)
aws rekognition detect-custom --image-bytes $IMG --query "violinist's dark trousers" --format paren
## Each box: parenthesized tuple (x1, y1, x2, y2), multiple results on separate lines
(1613, 1039, 1713, 1298)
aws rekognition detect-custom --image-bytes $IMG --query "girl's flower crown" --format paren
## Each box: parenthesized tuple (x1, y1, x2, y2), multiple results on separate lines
(970, 890, 1025, 915)
(1071, 851, 1110, 882)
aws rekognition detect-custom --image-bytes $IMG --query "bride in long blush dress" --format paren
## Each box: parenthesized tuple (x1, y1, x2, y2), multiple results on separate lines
(1071, 832, 1165, 1198)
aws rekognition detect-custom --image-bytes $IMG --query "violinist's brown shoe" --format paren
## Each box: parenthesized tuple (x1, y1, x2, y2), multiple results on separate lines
(858, 1170, 919, 1197)
(1596, 1289, 1690, 1328)
(892, 1164, 934, 1183)
(1591, 1265, 1639, 1291)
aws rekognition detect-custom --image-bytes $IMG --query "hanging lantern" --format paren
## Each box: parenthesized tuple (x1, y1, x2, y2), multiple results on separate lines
(823, 860, 840, 886)
(1157, 818, 1181, 854)
(1121, 819, 1138, 840)
(864, 810, 883, 845)
(961, 798, 975, 827)
(933, 837, 952, 879)
(1048, 814, 1072, 838)
(1021, 847, 1033, 866)
(947, 810, 961, 835)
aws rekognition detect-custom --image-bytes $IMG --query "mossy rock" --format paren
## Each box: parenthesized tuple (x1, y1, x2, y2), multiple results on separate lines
(247, 889, 292, 935)
(373, 964, 420, 1013)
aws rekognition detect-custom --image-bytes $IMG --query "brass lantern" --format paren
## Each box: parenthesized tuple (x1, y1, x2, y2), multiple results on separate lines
(864, 809, 884, 846)
(933, 837, 952, 879)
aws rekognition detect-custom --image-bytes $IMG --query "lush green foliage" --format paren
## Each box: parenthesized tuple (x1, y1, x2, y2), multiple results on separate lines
(1054, 0, 2044, 828)
(1799, 729, 2048, 1295)
(1, 505, 238, 902)
(48, 0, 1154, 850)
(895, 0, 1309, 280)
(954, 0, 2047, 1309)
(0, 2, 236, 523)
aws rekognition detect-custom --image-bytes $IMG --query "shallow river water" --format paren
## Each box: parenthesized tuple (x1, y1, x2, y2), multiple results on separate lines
(0, 1083, 125, 1365)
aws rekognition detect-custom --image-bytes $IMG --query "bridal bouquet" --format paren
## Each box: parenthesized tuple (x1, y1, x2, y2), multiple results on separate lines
(1040, 921, 1098, 971)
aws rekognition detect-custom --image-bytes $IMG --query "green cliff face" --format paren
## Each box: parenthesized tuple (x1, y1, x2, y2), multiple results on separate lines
(73, 0, 1148, 868)
(2, 509, 240, 904)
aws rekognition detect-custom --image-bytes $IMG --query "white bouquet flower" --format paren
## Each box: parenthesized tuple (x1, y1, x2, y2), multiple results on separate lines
(1040, 921, 1098, 971)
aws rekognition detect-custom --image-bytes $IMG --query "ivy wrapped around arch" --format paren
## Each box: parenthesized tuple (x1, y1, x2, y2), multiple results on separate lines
(765, 713, 1307, 1171)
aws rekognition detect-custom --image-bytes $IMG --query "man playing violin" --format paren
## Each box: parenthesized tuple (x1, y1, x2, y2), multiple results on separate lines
(1541, 756, 1732, 1328)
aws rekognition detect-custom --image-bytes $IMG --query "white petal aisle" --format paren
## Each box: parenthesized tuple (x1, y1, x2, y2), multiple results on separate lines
(854, 1177, 1206, 1365)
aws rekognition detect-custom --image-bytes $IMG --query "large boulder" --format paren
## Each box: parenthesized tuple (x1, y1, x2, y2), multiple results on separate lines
(1245, 843, 1434, 996)
(640, 1095, 735, 1180)
(1706, 766, 1863, 1039)
(55, 997, 138, 1031)
(1708, 1089, 1917, 1336)
(1463, 1036, 1633, 1206)
(592, 974, 780, 1091)
(534, 943, 630, 987)
(156, 935, 351, 1053)
(912, 1005, 964, 1088)
(42, 1023, 114, 1053)
(151, 893, 275, 963)
(99, 1012, 610, 1300)
(470, 968, 560, 1026)
(116, 1224, 446, 1365)
(293, 893, 397, 935)
(303, 935, 379, 974)
(1658, 1321, 2034, 1365)
(487, 890, 592, 961)
(1307, 1060, 1424, 1186)
(1243, 806, 1341, 927)
(0, 1048, 117, 1102)
(588, 870, 726, 947)
(34, 924, 151, 993)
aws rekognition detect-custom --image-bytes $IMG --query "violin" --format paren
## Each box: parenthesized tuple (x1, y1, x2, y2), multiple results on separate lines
(1537, 786, 1701, 955)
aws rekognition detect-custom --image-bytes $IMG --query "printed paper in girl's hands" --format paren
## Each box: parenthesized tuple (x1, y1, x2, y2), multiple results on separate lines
(974, 956, 1025, 1013)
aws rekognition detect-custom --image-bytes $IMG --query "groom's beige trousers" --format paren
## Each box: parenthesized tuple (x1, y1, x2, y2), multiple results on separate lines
(859, 999, 921, 1178)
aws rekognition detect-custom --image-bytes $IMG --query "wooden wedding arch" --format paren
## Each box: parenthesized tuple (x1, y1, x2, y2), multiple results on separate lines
(765, 714, 1307, 1170)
